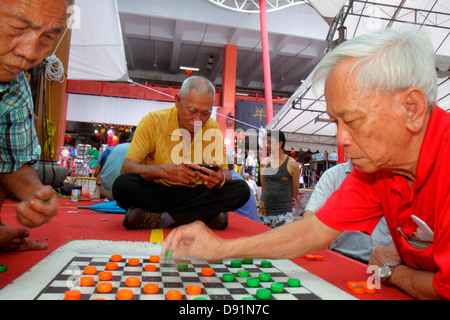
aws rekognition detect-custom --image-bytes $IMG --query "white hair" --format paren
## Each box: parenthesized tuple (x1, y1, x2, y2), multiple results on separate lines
(312, 28, 437, 109)
(179, 76, 215, 99)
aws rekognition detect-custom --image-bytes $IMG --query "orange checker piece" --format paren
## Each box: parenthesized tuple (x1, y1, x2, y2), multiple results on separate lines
(97, 282, 113, 293)
(347, 281, 377, 294)
(347, 281, 359, 290)
(117, 289, 134, 300)
(145, 264, 157, 272)
(105, 262, 118, 271)
(186, 285, 202, 295)
(80, 276, 94, 286)
(125, 277, 141, 287)
(127, 258, 140, 266)
(201, 267, 214, 276)
(111, 255, 123, 262)
(98, 271, 113, 281)
(358, 281, 377, 294)
(305, 255, 323, 261)
(83, 266, 97, 275)
(351, 286, 366, 295)
(166, 289, 183, 300)
(149, 255, 160, 263)
(143, 283, 160, 294)
(365, 286, 377, 294)
(64, 290, 81, 300)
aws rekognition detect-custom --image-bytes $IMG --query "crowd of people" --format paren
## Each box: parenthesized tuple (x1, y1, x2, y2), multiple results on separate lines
(0, 0, 448, 300)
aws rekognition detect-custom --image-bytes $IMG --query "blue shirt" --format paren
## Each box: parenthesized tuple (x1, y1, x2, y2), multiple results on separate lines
(306, 161, 393, 262)
(100, 143, 130, 190)
(230, 170, 258, 221)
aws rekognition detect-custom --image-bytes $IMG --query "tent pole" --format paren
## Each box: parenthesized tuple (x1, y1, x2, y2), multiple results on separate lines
(259, 0, 274, 125)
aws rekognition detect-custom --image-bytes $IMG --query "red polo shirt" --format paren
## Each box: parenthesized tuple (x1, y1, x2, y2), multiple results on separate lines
(316, 106, 450, 299)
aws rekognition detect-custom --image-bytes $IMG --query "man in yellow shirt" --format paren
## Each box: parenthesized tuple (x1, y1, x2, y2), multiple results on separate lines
(113, 76, 250, 229)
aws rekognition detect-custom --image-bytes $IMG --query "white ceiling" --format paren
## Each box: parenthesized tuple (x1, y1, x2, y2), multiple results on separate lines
(117, 0, 330, 95)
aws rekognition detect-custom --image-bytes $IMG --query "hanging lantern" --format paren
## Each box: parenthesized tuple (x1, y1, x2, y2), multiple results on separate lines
(290, 150, 296, 157)
(237, 133, 245, 142)
(65, 135, 72, 143)
(185, 69, 192, 77)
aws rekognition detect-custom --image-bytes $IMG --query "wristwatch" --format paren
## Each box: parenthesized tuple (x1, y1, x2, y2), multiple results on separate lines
(379, 262, 400, 285)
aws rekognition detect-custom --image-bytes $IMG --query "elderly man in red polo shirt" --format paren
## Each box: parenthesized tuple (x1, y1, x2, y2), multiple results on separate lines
(164, 28, 450, 300)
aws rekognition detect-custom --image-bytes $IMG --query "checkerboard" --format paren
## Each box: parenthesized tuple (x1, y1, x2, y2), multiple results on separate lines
(0, 240, 356, 300)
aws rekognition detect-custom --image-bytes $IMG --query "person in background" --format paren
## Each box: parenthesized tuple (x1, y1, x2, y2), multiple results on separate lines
(229, 165, 258, 222)
(303, 161, 393, 263)
(96, 132, 133, 200)
(233, 148, 244, 175)
(243, 172, 259, 203)
(86, 144, 99, 177)
(258, 130, 300, 228)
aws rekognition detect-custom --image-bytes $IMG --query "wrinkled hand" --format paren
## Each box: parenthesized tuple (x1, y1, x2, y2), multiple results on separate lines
(16, 185, 58, 228)
(163, 221, 225, 260)
(158, 163, 197, 184)
(369, 245, 402, 267)
(194, 164, 224, 189)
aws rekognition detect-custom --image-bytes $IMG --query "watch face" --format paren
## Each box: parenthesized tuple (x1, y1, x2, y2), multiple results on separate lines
(379, 265, 391, 278)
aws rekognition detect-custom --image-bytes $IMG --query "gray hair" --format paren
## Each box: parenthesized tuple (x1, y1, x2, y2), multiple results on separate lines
(179, 76, 216, 100)
(312, 28, 437, 109)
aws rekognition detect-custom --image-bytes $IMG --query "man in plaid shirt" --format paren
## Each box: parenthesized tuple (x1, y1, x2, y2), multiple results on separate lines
(0, 0, 67, 251)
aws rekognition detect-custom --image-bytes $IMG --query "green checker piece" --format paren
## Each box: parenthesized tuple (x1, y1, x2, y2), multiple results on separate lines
(0, 265, 8, 273)
(222, 273, 235, 282)
(259, 273, 271, 282)
(288, 278, 301, 287)
(256, 288, 271, 300)
(176, 262, 189, 271)
(230, 260, 242, 268)
(164, 249, 173, 257)
(246, 277, 260, 287)
(242, 297, 257, 300)
(243, 259, 253, 264)
(193, 297, 208, 300)
(271, 282, 285, 293)
(237, 269, 249, 278)
(261, 260, 272, 268)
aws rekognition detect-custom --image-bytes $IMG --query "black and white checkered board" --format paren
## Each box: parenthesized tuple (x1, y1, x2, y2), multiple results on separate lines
(0, 240, 356, 300)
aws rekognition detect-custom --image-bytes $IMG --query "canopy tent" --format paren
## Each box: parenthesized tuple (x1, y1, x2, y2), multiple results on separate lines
(68, 0, 128, 81)
(268, 0, 450, 153)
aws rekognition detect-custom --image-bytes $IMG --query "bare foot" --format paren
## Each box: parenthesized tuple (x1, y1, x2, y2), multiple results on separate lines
(0, 225, 48, 252)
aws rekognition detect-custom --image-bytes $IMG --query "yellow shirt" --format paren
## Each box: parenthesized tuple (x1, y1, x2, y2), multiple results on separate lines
(126, 106, 227, 187)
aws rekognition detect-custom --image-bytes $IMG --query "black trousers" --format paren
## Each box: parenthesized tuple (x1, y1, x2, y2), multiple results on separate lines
(112, 173, 250, 226)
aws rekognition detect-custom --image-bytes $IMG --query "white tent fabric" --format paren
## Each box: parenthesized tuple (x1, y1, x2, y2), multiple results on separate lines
(66, 94, 218, 126)
(68, 0, 128, 81)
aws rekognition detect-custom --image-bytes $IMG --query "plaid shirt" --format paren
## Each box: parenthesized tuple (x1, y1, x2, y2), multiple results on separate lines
(0, 72, 41, 173)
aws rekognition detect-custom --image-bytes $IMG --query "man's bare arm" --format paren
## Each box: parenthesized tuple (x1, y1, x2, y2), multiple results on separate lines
(389, 265, 443, 300)
(165, 215, 342, 261)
